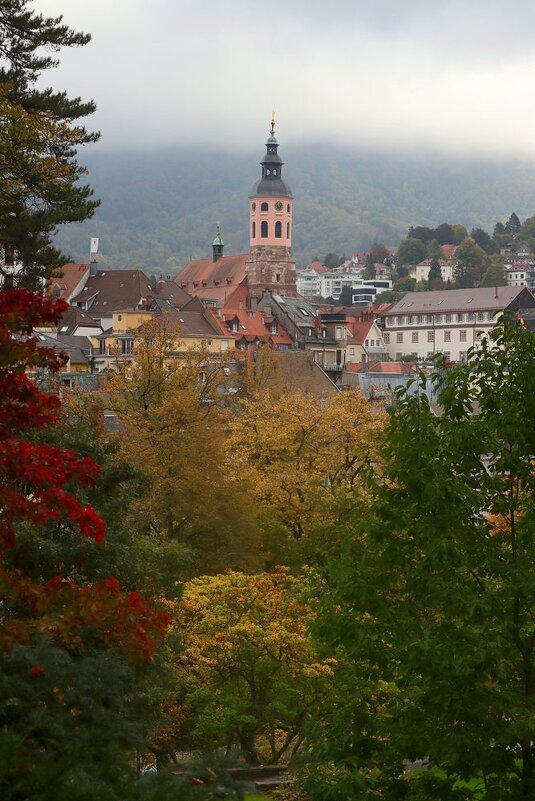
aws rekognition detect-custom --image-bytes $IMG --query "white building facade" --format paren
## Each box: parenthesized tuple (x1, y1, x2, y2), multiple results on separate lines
(381, 287, 535, 363)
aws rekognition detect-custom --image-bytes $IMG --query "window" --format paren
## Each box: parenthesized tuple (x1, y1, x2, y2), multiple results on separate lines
(276, 273, 281, 282)
(427, 351, 434, 359)
(287, 222, 290, 238)
(445, 314, 452, 323)
(407, 315, 413, 324)
(287, 203, 290, 212)
(444, 330, 451, 342)
(396, 332, 403, 343)
(458, 313, 464, 322)
(261, 202, 269, 212)
(435, 315, 442, 323)
(417, 315, 423, 324)
(308, 328, 313, 336)
(384, 332, 390, 344)
(396, 316, 403, 325)
(443, 351, 451, 361)
(275, 221, 282, 238)
(412, 331, 419, 343)
(426, 315, 433, 324)
(477, 312, 485, 321)
(99, 340, 105, 354)
(122, 338, 133, 355)
(261, 221, 268, 238)
(427, 330, 434, 342)
(467, 312, 475, 321)
(459, 351, 467, 362)
(252, 222, 256, 238)
(460, 330, 467, 342)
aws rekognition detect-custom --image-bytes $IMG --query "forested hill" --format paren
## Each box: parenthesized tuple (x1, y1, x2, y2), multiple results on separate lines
(54, 144, 535, 273)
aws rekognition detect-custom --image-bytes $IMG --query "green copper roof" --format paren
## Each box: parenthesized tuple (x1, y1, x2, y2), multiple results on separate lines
(212, 233, 224, 246)
(266, 132, 278, 145)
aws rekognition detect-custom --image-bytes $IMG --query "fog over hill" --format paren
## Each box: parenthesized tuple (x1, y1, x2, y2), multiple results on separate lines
(54, 144, 535, 273)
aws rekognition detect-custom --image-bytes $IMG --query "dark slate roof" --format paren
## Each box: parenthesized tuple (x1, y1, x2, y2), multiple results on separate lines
(70, 269, 191, 315)
(58, 305, 101, 334)
(385, 287, 535, 315)
(249, 177, 293, 198)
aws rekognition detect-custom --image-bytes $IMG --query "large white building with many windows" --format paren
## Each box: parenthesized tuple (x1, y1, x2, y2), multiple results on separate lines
(381, 287, 535, 362)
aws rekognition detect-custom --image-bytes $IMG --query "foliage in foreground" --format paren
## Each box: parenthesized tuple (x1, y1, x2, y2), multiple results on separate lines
(305, 318, 535, 800)
(166, 569, 334, 766)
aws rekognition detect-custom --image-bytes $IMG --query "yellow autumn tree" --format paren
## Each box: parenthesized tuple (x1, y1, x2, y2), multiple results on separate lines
(103, 316, 260, 578)
(161, 568, 334, 765)
(228, 388, 385, 565)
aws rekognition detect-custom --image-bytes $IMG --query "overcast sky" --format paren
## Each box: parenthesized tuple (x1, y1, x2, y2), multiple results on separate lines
(32, 0, 535, 157)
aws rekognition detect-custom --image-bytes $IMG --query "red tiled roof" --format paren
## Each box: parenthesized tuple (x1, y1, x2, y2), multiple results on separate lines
(49, 263, 89, 301)
(440, 244, 457, 260)
(175, 254, 249, 292)
(223, 308, 293, 346)
(347, 320, 374, 344)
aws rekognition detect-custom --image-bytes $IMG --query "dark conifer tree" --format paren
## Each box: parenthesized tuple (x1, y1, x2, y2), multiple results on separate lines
(0, 0, 99, 288)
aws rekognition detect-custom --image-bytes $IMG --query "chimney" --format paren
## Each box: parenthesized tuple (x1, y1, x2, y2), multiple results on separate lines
(89, 259, 98, 277)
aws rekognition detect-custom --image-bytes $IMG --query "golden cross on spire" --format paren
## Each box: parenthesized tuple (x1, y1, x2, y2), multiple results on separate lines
(271, 109, 276, 134)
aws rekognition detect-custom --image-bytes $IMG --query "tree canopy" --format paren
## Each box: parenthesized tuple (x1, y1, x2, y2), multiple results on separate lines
(306, 317, 535, 800)
(0, 0, 99, 287)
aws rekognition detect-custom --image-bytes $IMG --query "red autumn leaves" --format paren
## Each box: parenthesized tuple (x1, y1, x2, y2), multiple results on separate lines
(0, 289, 169, 660)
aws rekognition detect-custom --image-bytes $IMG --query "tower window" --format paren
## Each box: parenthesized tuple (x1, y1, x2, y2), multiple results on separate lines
(287, 222, 290, 238)
(275, 221, 282, 238)
(287, 204, 290, 212)
(252, 222, 256, 238)
(261, 202, 269, 212)
(261, 221, 268, 238)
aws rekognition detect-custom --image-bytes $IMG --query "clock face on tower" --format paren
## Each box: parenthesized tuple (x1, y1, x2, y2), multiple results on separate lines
(275, 201, 283, 211)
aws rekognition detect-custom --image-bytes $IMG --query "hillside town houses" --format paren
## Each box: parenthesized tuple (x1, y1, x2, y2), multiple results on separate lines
(27, 120, 534, 397)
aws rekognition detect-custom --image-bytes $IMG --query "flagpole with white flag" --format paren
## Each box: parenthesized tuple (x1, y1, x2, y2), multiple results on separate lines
(89, 237, 99, 264)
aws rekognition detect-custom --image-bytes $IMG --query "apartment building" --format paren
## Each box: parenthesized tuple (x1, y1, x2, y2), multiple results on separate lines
(381, 287, 535, 362)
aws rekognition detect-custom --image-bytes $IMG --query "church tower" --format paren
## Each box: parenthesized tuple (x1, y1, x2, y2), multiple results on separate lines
(246, 116, 297, 299)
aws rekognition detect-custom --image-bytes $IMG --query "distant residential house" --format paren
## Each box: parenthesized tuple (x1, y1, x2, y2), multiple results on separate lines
(255, 290, 340, 376)
(381, 287, 535, 362)
(319, 312, 387, 365)
(410, 259, 454, 284)
(90, 300, 234, 372)
(69, 266, 190, 329)
(222, 308, 293, 350)
(56, 305, 103, 337)
(505, 260, 535, 290)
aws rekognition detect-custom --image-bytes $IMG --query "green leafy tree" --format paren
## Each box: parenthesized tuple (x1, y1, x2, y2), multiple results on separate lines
(306, 317, 535, 800)
(434, 222, 455, 244)
(170, 569, 335, 765)
(323, 252, 342, 269)
(0, 1, 99, 287)
(516, 215, 535, 254)
(396, 236, 426, 267)
(338, 285, 354, 305)
(425, 238, 442, 260)
(471, 226, 498, 255)
(407, 225, 434, 243)
(454, 236, 489, 287)
(480, 255, 506, 287)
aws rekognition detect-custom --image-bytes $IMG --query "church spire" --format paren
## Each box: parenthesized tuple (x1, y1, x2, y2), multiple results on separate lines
(212, 221, 224, 262)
